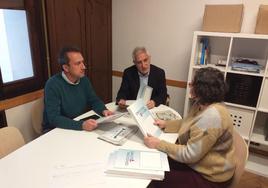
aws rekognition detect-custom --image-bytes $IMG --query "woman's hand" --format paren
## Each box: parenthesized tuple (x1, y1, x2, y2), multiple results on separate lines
(144, 134, 160, 149)
(154, 119, 166, 129)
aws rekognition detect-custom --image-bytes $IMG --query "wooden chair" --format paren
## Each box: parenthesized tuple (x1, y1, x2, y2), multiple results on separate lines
(31, 97, 44, 135)
(228, 128, 249, 188)
(0, 127, 25, 159)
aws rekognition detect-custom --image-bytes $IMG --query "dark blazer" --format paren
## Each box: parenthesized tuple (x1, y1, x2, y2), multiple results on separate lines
(116, 64, 167, 106)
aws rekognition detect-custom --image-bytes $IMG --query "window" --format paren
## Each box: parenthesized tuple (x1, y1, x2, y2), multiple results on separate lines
(0, 0, 47, 99)
(0, 9, 33, 83)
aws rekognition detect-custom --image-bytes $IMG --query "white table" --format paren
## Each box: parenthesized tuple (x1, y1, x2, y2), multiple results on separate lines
(0, 103, 181, 188)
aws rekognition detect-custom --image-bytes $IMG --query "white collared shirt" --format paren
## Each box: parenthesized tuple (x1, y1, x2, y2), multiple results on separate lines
(61, 72, 80, 85)
(138, 71, 149, 86)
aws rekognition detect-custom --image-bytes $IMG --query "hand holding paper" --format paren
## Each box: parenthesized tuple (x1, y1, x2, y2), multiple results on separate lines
(127, 99, 162, 137)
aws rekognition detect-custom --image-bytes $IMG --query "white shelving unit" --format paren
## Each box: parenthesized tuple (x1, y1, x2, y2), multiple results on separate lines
(184, 31, 268, 177)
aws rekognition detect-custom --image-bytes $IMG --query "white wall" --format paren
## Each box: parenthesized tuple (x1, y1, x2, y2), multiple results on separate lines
(112, 0, 268, 115)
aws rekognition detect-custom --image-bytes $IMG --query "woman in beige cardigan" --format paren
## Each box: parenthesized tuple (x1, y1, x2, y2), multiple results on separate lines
(145, 67, 235, 188)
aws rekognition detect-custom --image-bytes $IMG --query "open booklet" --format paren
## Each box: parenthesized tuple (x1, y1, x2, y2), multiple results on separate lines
(98, 125, 138, 145)
(78, 113, 126, 124)
(127, 99, 162, 137)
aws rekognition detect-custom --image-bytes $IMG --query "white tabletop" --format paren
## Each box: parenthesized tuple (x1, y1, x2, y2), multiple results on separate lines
(0, 103, 181, 188)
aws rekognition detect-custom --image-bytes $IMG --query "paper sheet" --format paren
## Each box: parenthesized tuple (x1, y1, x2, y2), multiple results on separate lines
(49, 162, 106, 188)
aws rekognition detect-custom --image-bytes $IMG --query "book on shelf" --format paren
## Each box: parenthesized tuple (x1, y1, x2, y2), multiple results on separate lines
(98, 125, 138, 145)
(197, 38, 209, 65)
(127, 99, 163, 137)
(105, 149, 169, 180)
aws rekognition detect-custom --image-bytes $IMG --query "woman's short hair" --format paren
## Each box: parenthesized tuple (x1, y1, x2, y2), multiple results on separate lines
(192, 67, 226, 105)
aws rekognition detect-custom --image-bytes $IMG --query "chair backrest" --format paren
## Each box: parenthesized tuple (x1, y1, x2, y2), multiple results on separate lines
(228, 128, 249, 188)
(165, 94, 170, 106)
(0, 127, 25, 159)
(31, 97, 44, 135)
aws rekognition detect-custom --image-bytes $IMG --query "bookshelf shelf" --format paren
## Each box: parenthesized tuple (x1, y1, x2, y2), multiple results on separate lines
(251, 133, 268, 146)
(246, 153, 268, 177)
(258, 108, 268, 113)
(184, 31, 268, 177)
(225, 102, 256, 111)
(226, 66, 265, 77)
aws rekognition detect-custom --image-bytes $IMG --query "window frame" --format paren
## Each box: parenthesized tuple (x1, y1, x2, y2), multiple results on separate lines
(0, 0, 48, 100)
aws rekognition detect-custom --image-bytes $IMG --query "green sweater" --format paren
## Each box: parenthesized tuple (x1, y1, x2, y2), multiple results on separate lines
(157, 103, 235, 182)
(43, 73, 106, 131)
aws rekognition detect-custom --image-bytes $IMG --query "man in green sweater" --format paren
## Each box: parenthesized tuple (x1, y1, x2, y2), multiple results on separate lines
(43, 46, 113, 132)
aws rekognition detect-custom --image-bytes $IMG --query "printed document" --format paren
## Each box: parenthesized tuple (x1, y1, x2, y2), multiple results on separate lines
(136, 83, 153, 103)
(127, 99, 162, 137)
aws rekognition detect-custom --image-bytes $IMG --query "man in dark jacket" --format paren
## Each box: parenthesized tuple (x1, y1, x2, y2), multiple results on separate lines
(116, 46, 167, 109)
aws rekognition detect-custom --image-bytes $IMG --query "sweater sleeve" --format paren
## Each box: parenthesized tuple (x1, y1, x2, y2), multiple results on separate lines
(157, 111, 223, 164)
(44, 81, 83, 130)
(164, 119, 183, 133)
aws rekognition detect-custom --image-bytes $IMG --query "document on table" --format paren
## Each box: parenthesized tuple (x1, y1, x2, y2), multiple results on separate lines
(113, 149, 169, 171)
(49, 162, 106, 188)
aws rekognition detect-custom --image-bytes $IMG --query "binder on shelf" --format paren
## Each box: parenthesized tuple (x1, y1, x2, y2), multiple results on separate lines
(105, 149, 169, 180)
(127, 99, 163, 137)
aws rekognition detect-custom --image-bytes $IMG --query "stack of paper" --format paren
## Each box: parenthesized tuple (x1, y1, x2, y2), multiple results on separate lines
(105, 149, 169, 180)
(231, 62, 262, 73)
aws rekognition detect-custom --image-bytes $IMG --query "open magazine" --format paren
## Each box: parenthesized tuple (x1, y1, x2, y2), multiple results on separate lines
(98, 125, 138, 145)
(127, 99, 162, 137)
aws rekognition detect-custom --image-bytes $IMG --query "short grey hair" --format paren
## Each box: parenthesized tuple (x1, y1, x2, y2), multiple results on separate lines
(132, 46, 150, 61)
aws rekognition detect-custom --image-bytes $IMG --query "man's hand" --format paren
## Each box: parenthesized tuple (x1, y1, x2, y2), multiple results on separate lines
(82, 119, 98, 131)
(144, 134, 160, 149)
(102, 109, 114, 117)
(146, 100, 155, 109)
(118, 99, 128, 109)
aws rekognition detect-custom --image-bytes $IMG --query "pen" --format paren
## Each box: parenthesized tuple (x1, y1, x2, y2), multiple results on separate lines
(114, 128, 126, 139)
